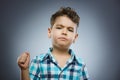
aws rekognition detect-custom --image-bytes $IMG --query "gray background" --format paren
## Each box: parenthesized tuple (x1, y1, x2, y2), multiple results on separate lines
(0, 0, 120, 80)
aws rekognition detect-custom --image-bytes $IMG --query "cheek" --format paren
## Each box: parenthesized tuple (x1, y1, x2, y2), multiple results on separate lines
(52, 30, 60, 37)
(51, 32, 58, 40)
(68, 33, 75, 39)
(68, 36, 74, 42)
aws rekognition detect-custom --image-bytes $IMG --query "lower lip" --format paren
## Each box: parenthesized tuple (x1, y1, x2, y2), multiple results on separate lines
(58, 38, 67, 41)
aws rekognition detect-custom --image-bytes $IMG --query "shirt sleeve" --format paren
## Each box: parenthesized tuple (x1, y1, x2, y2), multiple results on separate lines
(81, 64, 89, 80)
(29, 56, 40, 80)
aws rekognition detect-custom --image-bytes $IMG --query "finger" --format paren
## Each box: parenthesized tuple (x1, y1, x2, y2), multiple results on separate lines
(19, 52, 28, 64)
(19, 52, 30, 69)
(24, 53, 30, 67)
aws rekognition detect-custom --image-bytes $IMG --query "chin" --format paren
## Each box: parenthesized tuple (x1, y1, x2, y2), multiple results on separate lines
(58, 44, 69, 49)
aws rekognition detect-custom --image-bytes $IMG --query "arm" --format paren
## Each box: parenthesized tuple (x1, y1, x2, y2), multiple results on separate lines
(82, 64, 89, 80)
(17, 52, 30, 80)
(21, 69, 30, 80)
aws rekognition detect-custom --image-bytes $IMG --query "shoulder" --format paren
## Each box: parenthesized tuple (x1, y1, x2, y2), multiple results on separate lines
(31, 53, 47, 62)
(75, 55, 86, 66)
(70, 49, 86, 66)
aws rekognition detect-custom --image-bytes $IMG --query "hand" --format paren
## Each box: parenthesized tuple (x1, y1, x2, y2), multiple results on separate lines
(17, 52, 30, 70)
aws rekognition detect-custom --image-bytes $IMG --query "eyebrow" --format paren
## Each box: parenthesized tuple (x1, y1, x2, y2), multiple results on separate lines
(56, 24, 64, 27)
(56, 24, 74, 29)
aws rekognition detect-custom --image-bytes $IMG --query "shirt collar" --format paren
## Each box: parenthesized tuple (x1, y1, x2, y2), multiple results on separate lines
(42, 48, 54, 62)
(42, 48, 78, 64)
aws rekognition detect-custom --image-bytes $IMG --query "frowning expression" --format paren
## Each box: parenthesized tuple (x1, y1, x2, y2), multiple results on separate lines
(48, 16, 78, 49)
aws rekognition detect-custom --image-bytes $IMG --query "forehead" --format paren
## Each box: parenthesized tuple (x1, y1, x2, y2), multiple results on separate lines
(54, 16, 77, 28)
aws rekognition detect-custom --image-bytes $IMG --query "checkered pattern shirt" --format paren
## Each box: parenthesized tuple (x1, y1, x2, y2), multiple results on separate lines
(29, 48, 89, 80)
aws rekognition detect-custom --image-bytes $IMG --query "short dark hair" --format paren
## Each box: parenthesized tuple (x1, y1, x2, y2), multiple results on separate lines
(50, 7, 80, 28)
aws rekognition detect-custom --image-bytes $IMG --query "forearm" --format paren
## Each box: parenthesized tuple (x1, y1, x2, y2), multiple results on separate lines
(21, 68, 30, 80)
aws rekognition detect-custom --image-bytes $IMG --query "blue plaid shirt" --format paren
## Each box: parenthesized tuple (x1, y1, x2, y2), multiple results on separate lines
(29, 48, 89, 80)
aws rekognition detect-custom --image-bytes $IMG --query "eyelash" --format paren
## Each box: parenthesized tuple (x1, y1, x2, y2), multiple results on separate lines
(68, 29, 73, 32)
(56, 27, 74, 32)
(56, 27, 62, 29)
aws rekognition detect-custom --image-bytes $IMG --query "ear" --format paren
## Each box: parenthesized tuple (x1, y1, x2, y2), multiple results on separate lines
(48, 27, 52, 38)
(73, 33, 78, 43)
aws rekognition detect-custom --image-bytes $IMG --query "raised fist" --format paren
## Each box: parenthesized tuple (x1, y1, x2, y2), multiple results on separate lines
(17, 52, 30, 70)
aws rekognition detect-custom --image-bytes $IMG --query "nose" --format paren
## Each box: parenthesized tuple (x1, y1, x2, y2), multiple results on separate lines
(62, 28, 67, 35)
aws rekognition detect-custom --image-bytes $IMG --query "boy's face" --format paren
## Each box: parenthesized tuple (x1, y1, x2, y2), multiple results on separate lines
(48, 16, 78, 49)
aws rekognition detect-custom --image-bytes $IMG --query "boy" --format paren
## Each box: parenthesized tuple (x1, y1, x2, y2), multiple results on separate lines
(17, 7, 89, 80)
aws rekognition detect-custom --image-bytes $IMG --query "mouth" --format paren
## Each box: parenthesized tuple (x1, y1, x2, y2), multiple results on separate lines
(58, 37, 68, 41)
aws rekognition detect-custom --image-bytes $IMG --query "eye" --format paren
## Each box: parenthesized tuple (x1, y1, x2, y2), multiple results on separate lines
(69, 30, 73, 32)
(56, 27, 62, 29)
(68, 28, 74, 32)
(56, 25, 63, 29)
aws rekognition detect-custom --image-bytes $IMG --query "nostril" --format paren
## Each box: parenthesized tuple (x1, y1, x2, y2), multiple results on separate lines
(62, 32, 67, 35)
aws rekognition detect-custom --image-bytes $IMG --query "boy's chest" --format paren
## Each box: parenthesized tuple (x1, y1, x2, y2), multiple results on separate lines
(38, 60, 83, 79)
(53, 53, 71, 68)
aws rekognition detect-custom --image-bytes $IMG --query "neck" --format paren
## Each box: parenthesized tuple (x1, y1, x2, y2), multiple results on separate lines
(51, 46, 71, 68)
(52, 46, 70, 56)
